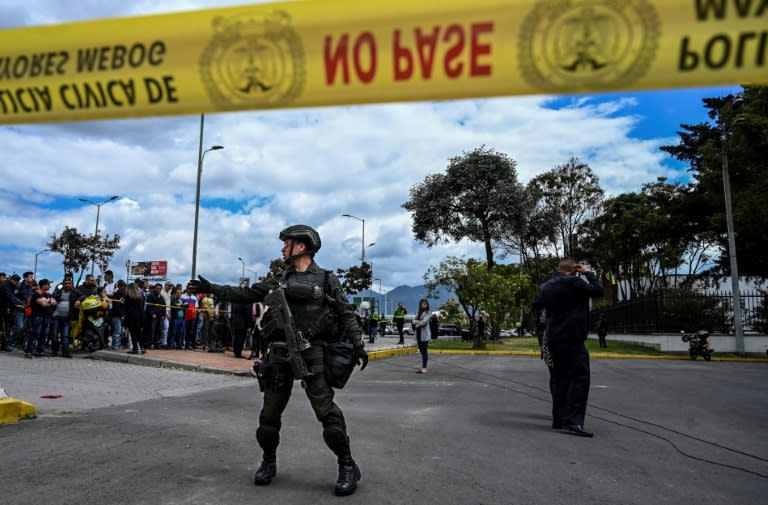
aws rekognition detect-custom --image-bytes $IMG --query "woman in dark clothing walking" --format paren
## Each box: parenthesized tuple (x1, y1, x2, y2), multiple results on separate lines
(121, 282, 146, 354)
(413, 299, 432, 373)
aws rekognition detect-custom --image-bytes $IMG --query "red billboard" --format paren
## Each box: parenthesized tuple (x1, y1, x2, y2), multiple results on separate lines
(131, 261, 168, 277)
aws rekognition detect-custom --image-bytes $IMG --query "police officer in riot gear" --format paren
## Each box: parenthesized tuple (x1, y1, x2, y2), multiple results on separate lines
(189, 224, 368, 496)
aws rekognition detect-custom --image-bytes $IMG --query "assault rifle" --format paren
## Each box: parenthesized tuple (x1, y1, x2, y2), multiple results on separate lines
(262, 287, 314, 383)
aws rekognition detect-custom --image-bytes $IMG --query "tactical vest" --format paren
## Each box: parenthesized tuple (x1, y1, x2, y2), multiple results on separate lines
(282, 269, 337, 341)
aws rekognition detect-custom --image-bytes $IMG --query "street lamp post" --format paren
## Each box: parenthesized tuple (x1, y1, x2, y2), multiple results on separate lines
(718, 101, 745, 354)
(342, 214, 366, 265)
(34, 249, 50, 279)
(79, 195, 119, 275)
(237, 257, 246, 280)
(364, 241, 375, 302)
(343, 213, 379, 307)
(191, 113, 224, 280)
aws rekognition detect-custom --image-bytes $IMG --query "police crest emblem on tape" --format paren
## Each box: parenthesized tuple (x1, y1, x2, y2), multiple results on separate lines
(199, 11, 305, 109)
(518, 0, 660, 91)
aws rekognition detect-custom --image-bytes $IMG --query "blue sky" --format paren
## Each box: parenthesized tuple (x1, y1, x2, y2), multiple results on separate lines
(0, 0, 741, 298)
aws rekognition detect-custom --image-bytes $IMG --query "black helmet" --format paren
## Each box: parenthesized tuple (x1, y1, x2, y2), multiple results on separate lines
(279, 224, 321, 253)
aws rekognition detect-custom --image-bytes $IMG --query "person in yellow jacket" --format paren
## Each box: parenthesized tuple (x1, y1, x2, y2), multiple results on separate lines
(393, 302, 407, 345)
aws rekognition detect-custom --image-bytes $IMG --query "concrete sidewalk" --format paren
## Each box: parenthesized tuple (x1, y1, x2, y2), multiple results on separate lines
(90, 332, 421, 375)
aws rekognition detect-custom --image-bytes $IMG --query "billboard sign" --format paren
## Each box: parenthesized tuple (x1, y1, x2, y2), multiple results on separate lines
(130, 261, 168, 278)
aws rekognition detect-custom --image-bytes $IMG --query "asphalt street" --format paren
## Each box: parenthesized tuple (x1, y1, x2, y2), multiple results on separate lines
(1, 351, 767, 505)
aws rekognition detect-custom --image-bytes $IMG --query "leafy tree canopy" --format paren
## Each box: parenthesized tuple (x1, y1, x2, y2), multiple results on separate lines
(660, 86, 768, 277)
(403, 145, 525, 268)
(335, 261, 372, 296)
(47, 226, 120, 284)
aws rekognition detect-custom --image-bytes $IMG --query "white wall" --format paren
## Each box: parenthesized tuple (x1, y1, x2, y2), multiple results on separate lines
(589, 333, 768, 354)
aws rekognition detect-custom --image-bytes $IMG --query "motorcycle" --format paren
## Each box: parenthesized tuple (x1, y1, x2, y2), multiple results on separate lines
(72, 295, 108, 352)
(681, 330, 714, 361)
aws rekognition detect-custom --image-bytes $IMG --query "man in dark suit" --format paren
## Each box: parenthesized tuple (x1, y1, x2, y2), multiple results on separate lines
(535, 258, 603, 437)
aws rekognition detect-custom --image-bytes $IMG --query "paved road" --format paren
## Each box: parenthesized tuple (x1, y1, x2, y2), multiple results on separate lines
(1, 351, 767, 504)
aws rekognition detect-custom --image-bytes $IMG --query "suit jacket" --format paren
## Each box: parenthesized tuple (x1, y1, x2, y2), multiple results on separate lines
(535, 271, 603, 345)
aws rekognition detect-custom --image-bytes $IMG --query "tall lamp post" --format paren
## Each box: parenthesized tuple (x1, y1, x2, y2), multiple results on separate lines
(342, 214, 366, 264)
(718, 100, 745, 354)
(34, 249, 50, 279)
(79, 195, 119, 275)
(191, 113, 224, 280)
(237, 257, 246, 280)
(343, 213, 378, 306)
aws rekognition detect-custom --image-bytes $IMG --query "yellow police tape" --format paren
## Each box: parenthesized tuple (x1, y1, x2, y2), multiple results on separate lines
(1, 0, 765, 124)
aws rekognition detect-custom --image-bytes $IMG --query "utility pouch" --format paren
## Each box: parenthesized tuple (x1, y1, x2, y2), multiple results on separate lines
(323, 341, 355, 389)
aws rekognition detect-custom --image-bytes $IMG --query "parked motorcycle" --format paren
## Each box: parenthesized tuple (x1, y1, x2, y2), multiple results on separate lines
(72, 295, 108, 352)
(681, 330, 714, 361)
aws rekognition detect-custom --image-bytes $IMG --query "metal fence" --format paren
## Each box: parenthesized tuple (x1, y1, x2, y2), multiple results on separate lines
(591, 290, 767, 335)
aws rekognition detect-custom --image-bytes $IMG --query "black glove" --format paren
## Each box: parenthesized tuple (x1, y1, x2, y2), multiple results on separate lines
(354, 346, 368, 371)
(188, 275, 211, 294)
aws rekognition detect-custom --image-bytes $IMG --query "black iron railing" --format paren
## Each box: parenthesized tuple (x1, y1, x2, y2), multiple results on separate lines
(591, 289, 767, 335)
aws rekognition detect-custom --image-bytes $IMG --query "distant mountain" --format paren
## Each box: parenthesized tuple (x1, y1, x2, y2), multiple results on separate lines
(350, 284, 456, 316)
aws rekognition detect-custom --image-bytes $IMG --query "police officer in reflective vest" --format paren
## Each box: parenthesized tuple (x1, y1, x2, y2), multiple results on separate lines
(190, 225, 368, 496)
(393, 302, 407, 345)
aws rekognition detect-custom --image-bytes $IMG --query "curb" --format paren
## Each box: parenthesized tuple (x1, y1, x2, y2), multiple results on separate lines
(89, 350, 252, 377)
(0, 386, 37, 425)
(368, 347, 416, 360)
(425, 348, 768, 362)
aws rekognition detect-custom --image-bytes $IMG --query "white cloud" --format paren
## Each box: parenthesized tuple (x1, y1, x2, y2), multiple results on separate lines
(0, 0, 714, 293)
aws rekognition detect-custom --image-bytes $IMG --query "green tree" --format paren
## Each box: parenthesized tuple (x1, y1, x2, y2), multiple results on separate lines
(403, 145, 525, 269)
(47, 226, 120, 284)
(259, 258, 286, 283)
(424, 257, 535, 346)
(525, 157, 604, 258)
(473, 263, 536, 340)
(581, 178, 707, 300)
(436, 299, 465, 326)
(424, 256, 484, 345)
(660, 86, 768, 278)
(335, 261, 372, 296)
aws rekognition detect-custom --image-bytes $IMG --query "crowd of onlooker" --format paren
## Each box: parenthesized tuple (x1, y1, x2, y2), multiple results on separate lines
(0, 270, 265, 360)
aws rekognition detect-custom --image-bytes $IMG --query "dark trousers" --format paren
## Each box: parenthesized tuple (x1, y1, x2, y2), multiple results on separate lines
(258, 344, 349, 457)
(250, 327, 264, 359)
(395, 320, 405, 342)
(549, 341, 590, 427)
(233, 327, 246, 357)
(147, 315, 162, 347)
(183, 320, 197, 348)
(169, 319, 184, 349)
(124, 315, 143, 351)
(417, 340, 429, 368)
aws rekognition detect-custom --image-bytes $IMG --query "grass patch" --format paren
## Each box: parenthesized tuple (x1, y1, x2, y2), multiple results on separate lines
(429, 337, 667, 356)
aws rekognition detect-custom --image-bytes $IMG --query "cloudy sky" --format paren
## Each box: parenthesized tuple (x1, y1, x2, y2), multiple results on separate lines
(0, 0, 739, 298)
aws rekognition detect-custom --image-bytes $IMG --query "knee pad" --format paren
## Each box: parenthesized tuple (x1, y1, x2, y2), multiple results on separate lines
(321, 410, 346, 432)
(256, 415, 281, 455)
(323, 425, 349, 456)
(322, 415, 349, 456)
(256, 425, 280, 455)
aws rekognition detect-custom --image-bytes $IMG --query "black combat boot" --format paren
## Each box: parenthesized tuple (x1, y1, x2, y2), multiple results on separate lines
(335, 455, 361, 496)
(253, 458, 277, 485)
(254, 420, 280, 485)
